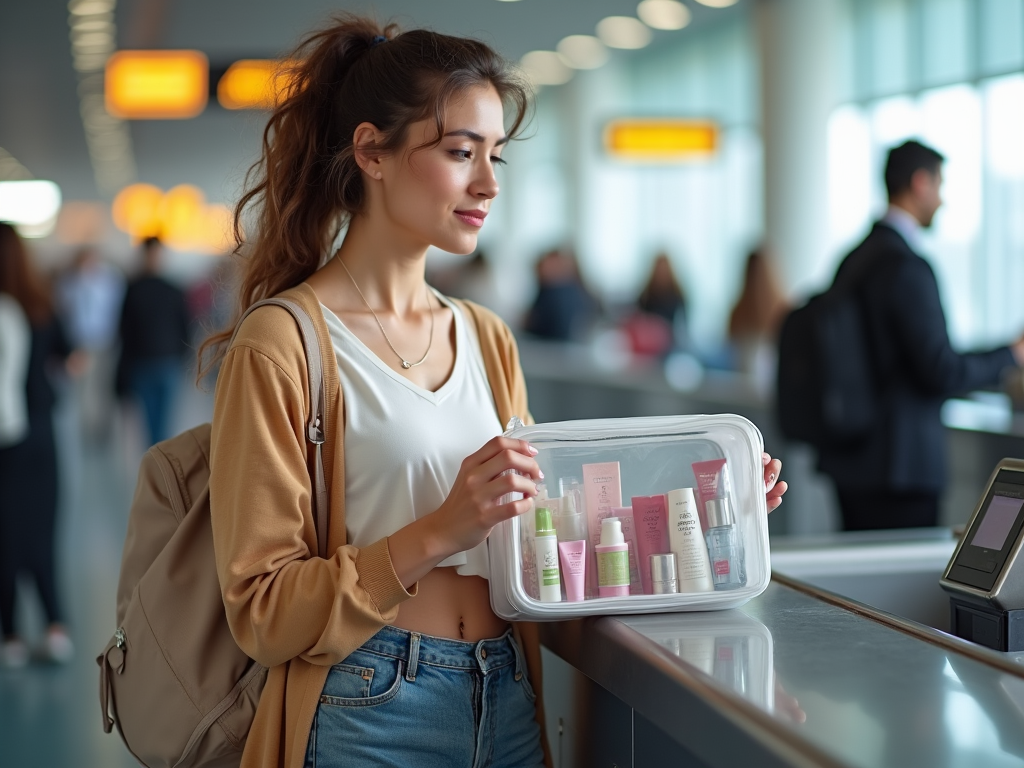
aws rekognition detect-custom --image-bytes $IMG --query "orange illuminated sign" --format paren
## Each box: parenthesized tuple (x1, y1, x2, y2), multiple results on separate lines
(105, 50, 209, 119)
(604, 119, 718, 161)
(217, 59, 296, 110)
(112, 183, 234, 254)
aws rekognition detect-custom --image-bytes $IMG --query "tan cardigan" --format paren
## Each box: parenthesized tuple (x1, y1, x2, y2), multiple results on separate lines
(209, 283, 552, 768)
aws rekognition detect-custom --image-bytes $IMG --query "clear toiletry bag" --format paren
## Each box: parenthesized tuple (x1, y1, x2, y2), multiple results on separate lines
(488, 414, 771, 621)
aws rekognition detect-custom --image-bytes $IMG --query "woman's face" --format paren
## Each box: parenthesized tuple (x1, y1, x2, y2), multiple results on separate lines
(375, 84, 506, 255)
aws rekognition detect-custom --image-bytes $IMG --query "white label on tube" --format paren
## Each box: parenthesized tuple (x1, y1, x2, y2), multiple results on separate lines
(667, 488, 714, 592)
(534, 533, 562, 602)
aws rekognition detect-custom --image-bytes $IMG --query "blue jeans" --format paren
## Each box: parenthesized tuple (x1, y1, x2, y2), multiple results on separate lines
(128, 357, 180, 445)
(304, 626, 545, 768)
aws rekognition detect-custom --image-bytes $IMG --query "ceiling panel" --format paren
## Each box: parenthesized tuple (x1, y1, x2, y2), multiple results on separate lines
(0, 0, 743, 204)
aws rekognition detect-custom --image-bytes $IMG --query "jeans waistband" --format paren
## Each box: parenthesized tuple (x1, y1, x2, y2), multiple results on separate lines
(357, 625, 520, 679)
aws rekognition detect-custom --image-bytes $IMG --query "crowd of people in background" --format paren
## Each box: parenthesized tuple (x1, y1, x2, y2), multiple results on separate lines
(438, 241, 788, 379)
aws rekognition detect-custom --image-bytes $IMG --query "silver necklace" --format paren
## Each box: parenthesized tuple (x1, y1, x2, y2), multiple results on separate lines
(338, 258, 435, 369)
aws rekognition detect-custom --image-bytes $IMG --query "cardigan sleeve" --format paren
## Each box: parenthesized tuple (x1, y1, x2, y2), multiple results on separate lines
(209, 343, 414, 668)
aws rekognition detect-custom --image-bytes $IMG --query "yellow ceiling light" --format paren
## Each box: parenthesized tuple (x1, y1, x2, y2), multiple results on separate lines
(637, 0, 693, 30)
(197, 204, 235, 254)
(105, 50, 209, 119)
(112, 183, 164, 238)
(159, 184, 205, 245)
(112, 183, 235, 253)
(556, 35, 609, 70)
(694, 0, 739, 7)
(604, 119, 719, 161)
(520, 51, 573, 87)
(596, 16, 653, 50)
(217, 59, 296, 110)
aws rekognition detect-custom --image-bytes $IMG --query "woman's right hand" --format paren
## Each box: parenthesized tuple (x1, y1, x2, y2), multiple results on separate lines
(388, 436, 542, 588)
(427, 436, 543, 558)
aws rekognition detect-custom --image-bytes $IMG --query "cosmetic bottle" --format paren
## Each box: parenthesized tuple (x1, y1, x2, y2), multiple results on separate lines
(557, 540, 586, 602)
(520, 485, 548, 600)
(534, 505, 562, 602)
(611, 506, 644, 594)
(552, 489, 587, 544)
(649, 553, 678, 594)
(704, 498, 746, 590)
(552, 490, 588, 602)
(666, 488, 714, 592)
(631, 494, 670, 594)
(595, 517, 630, 597)
(583, 463, 622, 597)
(559, 476, 583, 516)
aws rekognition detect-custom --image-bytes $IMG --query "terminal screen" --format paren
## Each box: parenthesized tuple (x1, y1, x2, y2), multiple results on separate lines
(971, 494, 1024, 551)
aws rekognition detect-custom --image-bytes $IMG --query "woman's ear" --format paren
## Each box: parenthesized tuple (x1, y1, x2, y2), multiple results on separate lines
(352, 122, 386, 180)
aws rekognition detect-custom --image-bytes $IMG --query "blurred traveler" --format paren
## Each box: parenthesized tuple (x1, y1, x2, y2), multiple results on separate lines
(55, 246, 125, 443)
(818, 140, 1024, 530)
(624, 252, 688, 357)
(728, 248, 790, 385)
(524, 248, 599, 341)
(117, 237, 189, 445)
(0, 222, 77, 667)
(638, 252, 687, 326)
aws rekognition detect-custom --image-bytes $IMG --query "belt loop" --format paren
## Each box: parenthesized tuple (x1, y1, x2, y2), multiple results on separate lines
(405, 632, 421, 682)
(510, 633, 524, 681)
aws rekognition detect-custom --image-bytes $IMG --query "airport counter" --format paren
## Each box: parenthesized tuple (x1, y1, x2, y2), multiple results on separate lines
(537, 562, 1024, 768)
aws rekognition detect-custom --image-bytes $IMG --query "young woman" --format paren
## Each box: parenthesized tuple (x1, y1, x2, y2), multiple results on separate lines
(204, 16, 787, 768)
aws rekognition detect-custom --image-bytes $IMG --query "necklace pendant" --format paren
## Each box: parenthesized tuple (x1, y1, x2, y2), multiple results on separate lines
(401, 360, 412, 369)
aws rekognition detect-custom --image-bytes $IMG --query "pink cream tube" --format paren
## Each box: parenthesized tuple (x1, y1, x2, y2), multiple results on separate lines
(557, 540, 587, 602)
(692, 458, 728, 533)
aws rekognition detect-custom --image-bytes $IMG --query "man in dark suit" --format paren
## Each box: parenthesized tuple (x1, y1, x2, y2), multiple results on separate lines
(820, 140, 1024, 530)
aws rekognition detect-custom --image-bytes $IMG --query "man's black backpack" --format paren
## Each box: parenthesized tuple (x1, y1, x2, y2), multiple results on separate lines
(776, 252, 882, 448)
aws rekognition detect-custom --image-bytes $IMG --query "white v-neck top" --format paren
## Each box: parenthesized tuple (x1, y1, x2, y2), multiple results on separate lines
(320, 292, 503, 579)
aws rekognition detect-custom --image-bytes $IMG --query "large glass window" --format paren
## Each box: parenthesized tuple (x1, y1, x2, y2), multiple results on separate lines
(828, 0, 1024, 348)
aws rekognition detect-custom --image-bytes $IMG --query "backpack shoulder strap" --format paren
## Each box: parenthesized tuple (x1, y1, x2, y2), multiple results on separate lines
(229, 299, 329, 559)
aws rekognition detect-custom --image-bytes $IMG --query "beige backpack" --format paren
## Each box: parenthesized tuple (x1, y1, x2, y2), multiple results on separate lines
(97, 299, 330, 768)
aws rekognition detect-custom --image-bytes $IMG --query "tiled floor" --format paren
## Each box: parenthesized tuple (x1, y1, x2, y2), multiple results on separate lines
(0, 375, 213, 768)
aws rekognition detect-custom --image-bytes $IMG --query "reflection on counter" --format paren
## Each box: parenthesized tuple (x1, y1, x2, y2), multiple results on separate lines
(947, 656, 1024, 764)
(619, 612, 774, 713)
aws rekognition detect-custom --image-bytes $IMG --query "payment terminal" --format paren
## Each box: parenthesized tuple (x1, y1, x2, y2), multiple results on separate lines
(941, 459, 1024, 652)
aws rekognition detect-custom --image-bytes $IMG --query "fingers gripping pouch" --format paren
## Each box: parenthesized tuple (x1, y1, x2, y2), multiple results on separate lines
(487, 415, 771, 621)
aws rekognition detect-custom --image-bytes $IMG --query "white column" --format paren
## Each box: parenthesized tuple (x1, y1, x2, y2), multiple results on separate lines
(756, 0, 841, 294)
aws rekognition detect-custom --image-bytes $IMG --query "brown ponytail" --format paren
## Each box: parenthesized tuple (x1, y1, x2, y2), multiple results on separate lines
(198, 14, 530, 377)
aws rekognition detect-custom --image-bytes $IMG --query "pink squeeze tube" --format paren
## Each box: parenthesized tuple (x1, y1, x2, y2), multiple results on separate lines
(557, 540, 586, 602)
(611, 507, 644, 595)
(631, 494, 671, 595)
(692, 458, 728, 533)
(582, 461, 622, 598)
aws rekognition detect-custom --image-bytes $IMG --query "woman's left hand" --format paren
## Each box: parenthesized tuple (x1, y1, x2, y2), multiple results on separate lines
(763, 452, 787, 513)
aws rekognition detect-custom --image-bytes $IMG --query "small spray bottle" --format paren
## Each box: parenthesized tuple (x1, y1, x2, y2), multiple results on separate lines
(534, 503, 562, 602)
